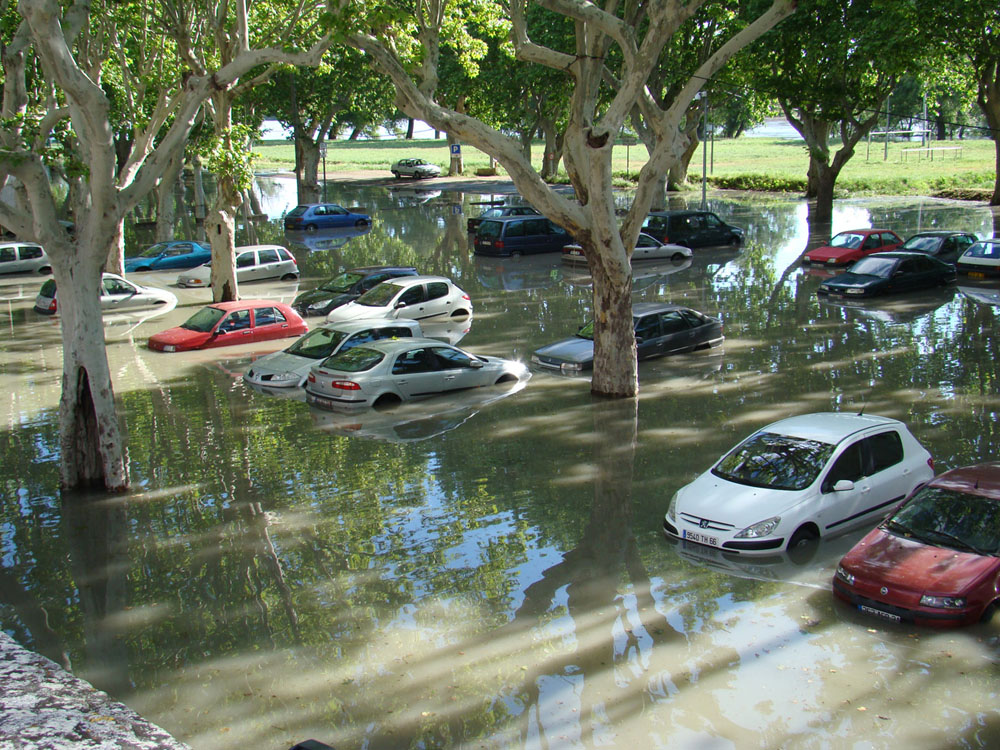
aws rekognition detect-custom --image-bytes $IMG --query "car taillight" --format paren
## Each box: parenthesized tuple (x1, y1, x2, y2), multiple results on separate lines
(330, 380, 360, 390)
(462, 294, 470, 301)
(308, 373, 316, 383)
(927, 457, 935, 471)
(48, 299, 57, 312)
(495, 240, 504, 248)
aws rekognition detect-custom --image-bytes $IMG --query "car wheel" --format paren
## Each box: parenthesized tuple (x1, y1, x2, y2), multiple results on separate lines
(373, 393, 401, 410)
(511, 250, 523, 258)
(355, 218, 369, 227)
(38, 266, 52, 275)
(671, 251, 686, 262)
(392, 171, 401, 179)
(730, 235, 741, 248)
(305, 224, 318, 232)
(451, 308, 471, 317)
(134, 266, 151, 272)
(787, 525, 819, 564)
(495, 374, 518, 384)
(281, 273, 298, 281)
(980, 601, 998, 624)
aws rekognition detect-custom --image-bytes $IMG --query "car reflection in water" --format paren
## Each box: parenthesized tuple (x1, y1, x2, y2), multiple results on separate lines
(817, 286, 956, 325)
(308, 375, 529, 443)
(283, 224, 373, 254)
(561, 256, 692, 291)
(474, 254, 563, 292)
(958, 284, 1000, 307)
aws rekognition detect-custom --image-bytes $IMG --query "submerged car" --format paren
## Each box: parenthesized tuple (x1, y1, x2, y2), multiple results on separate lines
(833, 462, 1000, 627)
(802, 229, 903, 266)
(640, 210, 743, 248)
(390, 158, 441, 179)
(176, 245, 298, 287)
(282, 203, 371, 232)
(663, 412, 935, 555)
(899, 231, 978, 265)
(467, 205, 540, 232)
(956, 238, 1000, 279)
(33, 273, 176, 315)
(0, 242, 51, 275)
(243, 318, 423, 389)
(562, 232, 692, 265)
(325, 275, 472, 323)
(816, 252, 956, 298)
(305, 338, 528, 410)
(531, 302, 722, 374)
(123, 240, 211, 272)
(292, 266, 419, 317)
(148, 300, 307, 352)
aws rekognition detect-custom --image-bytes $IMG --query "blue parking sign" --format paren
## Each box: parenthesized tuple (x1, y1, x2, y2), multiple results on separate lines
(450, 144, 461, 155)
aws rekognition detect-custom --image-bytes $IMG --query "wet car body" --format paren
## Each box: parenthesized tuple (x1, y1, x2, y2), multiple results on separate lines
(956, 238, 1000, 279)
(283, 203, 371, 232)
(123, 240, 211, 272)
(304, 337, 528, 410)
(0, 242, 51, 275)
(640, 210, 743, 248)
(833, 463, 1000, 627)
(148, 300, 307, 352)
(663, 413, 935, 555)
(243, 318, 423, 389)
(292, 266, 419, 317)
(325, 275, 472, 323)
(177, 245, 298, 287)
(33, 272, 176, 315)
(467, 205, 540, 233)
(531, 302, 722, 374)
(816, 251, 956, 298)
(899, 231, 978, 265)
(802, 229, 903, 266)
(562, 232, 692, 265)
(390, 158, 441, 179)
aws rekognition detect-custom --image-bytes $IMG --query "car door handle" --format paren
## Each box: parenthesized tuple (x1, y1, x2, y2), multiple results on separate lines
(241, 330, 252, 336)
(444, 375, 457, 380)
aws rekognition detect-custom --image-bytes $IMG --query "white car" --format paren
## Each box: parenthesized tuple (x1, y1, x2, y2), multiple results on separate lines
(33, 272, 176, 315)
(0, 242, 51, 275)
(390, 158, 442, 179)
(663, 412, 934, 555)
(305, 337, 528, 410)
(176, 244, 298, 287)
(562, 232, 693, 264)
(325, 275, 472, 323)
(243, 319, 423, 389)
(955, 238, 1000, 280)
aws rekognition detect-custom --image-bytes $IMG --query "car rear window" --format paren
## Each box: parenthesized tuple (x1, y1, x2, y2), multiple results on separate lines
(477, 220, 504, 239)
(713, 431, 836, 491)
(320, 346, 385, 372)
(966, 241, 1000, 259)
(287, 206, 308, 218)
(39, 279, 57, 297)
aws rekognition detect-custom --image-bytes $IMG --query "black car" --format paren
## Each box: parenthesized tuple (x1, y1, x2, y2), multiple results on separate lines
(292, 266, 418, 317)
(467, 205, 540, 233)
(640, 210, 743, 248)
(899, 231, 978, 265)
(530, 302, 723, 374)
(473, 216, 570, 257)
(817, 251, 956, 298)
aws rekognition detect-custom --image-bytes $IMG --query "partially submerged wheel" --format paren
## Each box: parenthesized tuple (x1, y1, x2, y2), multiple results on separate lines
(671, 251, 686, 262)
(281, 273, 298, 281)
(373, 393, 401, 410)
(787, 525, 819, 564)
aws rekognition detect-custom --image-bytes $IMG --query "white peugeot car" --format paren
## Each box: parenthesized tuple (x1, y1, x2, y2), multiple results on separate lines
(325, 275, 472, 324)
(663, 412, 934, 555)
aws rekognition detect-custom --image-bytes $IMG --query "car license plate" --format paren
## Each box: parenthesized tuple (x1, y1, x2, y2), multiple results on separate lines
(968, 271, 986, 279)
(859, 604, 901, 623)
(309, 394, 336, 409)
(567, 249, 582, 256)
(682, 530, 719, 547)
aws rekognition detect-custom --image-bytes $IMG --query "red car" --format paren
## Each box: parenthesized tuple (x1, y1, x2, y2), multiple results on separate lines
(802, 229, 903, 266)
(833, 463, 1000, 627)
(148, 300, 307, 352)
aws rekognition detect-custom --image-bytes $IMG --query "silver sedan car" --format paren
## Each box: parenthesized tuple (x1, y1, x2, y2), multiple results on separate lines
(305, 338, 529, 410)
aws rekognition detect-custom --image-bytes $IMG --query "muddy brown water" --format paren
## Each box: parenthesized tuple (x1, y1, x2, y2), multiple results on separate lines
(2, 179, 1000, 749)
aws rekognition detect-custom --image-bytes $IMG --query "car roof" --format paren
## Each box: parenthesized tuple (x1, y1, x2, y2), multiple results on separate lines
(907, 230, 969, 237)
(632, 302, 692, 315)
(349, 265, 418, 274)
(382, 275, 454, 286)
(236, 244, 287, 252)
(208, 299, 292, 311)
(760, 412, 904, 444)
(315, 318, 421, 333)
(930, 463, 1000, 501)
(836, 228, 891, 234)
(645, 209, 712, 216)
(858, 251, 933, 260)
(344, 337, 455, 354)
(0, 241, 42, 248)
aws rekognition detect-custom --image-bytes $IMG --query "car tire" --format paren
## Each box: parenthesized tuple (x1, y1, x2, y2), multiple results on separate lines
(451, 308, 471, 317)
(355, 218, 369, 228)
(787, 525, 820, 564)
(134, 266, 151, 272)
(38, 266, 52, 275)
(671, 252, 686, 262)
(730, 235, 741, 248)
(511, 250, 523, 258)
(281, 273, 298, 281)
(305, 224, 318, 232)
(495, 374, 518, 384)
(392, 171, 401, 179)
(980, 601, 998, 624)
(373, 393, 401, 410)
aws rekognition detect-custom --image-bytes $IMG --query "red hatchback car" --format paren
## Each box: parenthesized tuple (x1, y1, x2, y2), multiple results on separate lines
(833, 463, 1000, 627)
(148, 300, 307, 352)
(803, 229, 903, 266)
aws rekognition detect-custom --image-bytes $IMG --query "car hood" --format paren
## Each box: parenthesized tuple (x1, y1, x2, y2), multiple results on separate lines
(677, 471, 808, 530)
(807, 246, 854, 261)
(533, 336, 595, 364)
(245, 350, 315, 379)
(843, 529, 999, 592)
(326, 301, 390, 322)
(294, 290, 355, 310)
(179, 265, 211, 281)
(824, 272, 882, 288)
(148, 327, 210, 348)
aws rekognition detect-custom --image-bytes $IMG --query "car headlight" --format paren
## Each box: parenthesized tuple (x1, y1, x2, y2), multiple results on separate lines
(560, 362, 583, 373)
(162, 344, 176, 353)
(269, 372, 299, 383)
(835, 566, 855, 586)
(846, 288, 865, 295)
(804, 256, 813, 263)
(734, 516, 781, 539)
(307, 302, 328, 312)
(666, 493, 678, 522)
(819, 284, 830, 292)
(920, 594, 967, 609)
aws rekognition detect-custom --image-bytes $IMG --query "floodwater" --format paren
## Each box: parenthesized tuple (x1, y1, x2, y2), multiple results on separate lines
(2, 178, 1000, 749)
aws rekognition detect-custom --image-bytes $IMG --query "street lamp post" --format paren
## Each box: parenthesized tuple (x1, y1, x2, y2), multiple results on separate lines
(319, 141, 328, 202)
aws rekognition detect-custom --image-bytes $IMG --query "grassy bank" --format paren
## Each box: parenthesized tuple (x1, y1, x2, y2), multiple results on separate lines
(253, 136, 997, 198)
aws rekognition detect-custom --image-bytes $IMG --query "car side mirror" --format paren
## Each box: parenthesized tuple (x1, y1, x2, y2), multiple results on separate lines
(469, 359, 484, 369)
(394, 301, 408, 309)
(832, 479, 854, 492)
(635, 335, 645, 344)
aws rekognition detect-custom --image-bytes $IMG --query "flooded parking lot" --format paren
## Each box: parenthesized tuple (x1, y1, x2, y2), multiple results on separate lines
(2, 180, 1000, 748)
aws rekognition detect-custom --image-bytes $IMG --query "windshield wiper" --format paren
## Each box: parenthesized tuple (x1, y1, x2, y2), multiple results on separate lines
(921, 528, 987, 556)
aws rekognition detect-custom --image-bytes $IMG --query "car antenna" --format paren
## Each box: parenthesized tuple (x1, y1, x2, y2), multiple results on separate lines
(857, 389, 872, 416)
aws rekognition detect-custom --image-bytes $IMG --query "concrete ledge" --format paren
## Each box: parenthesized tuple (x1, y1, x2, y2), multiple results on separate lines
(0, 631, 188, 749)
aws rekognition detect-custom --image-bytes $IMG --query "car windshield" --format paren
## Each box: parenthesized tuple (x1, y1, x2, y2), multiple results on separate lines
(286, 328, 349, 359)
(319, 346, 385, 372)
(884, 485, 1000, 556)
(181, 306, 227, 332)
(139, 243, 169, 257)
(712, 431, 836, 491)
(576, 320, 596, 340)
(830, 233, 865, 249)
(901, 236, 941, 252)
(356, 282, 403, 307)
(319, 272, 363, 293)
(848, 257, 897, 278)
(287, 206, 308, 218)
(965, 241, 1000, 259)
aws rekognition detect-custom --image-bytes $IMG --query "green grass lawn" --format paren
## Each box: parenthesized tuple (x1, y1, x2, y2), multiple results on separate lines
(254, 135, 997, 198)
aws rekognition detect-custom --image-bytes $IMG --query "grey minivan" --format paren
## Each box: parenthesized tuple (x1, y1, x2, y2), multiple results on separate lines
(473, 216, 570, 257)
(641, 210, 743, 248)
(0, 242, 51, 275)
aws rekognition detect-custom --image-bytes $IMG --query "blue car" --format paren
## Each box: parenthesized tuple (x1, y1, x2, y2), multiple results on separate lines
(124, 240, 211, 272)
(283, 203, 372, 232)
